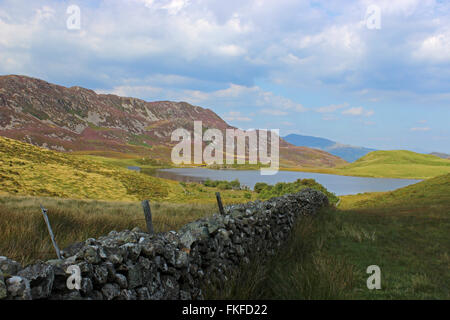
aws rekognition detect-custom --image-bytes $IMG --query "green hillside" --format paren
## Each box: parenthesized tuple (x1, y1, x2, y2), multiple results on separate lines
(0, 136, 171, 201)
(340, 173, 450, 209)
(0, 136, 257, 204)
(337, 150, 450, 179)
(209, 174, 450, 299)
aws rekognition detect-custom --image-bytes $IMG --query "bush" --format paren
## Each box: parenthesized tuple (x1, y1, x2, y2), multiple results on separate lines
(230, 179, 241, 190)
(217, 182, 231, 190)
(256, 179, 338, 204)
(254, 182, 269, 193)
(203, 179, 242, 190)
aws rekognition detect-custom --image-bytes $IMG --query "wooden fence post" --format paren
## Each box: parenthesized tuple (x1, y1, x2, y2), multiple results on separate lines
(141, 200, 154, 234)
(215, 192, 225, 215)
(40, 205, 62, 260)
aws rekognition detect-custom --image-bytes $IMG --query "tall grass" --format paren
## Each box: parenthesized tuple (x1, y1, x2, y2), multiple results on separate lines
(204, 210, 355, 300)
(0, 195, 220, 266)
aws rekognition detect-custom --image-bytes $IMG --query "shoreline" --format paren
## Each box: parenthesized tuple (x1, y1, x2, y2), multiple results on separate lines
(164, 165, 428, 180)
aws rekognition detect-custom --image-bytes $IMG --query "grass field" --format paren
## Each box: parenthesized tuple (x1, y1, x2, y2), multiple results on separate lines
(282, 150, 450, 180)
(206, 174, 450, 299)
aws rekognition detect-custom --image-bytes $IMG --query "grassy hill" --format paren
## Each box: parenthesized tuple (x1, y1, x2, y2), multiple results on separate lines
(0, 136, 170, 201)
(285, 150, 450, 179)
(339, 173, 450, 209)
(0, 136, 256, 204)
(337, 150, 450, 179)
(208, 174, 450, 299)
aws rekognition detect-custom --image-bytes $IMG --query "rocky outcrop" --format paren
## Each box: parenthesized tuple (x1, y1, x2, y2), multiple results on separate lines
(0, 189, 329, 300)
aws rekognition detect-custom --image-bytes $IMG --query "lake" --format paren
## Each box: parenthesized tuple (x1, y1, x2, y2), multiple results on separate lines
(153, 168, 421, 196)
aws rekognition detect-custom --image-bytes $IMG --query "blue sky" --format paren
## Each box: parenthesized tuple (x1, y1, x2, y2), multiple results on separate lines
(0, 0, 449, 153)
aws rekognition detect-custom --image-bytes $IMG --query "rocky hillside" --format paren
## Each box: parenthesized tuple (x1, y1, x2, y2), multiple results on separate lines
(0, 75, 346, 168)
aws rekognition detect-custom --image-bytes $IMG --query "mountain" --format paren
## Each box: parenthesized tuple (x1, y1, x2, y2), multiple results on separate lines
(0, 75, 347, 168)
(337, 150, 450, 179)
(283, 133, 376, 162)
(429, 152, 450, 159)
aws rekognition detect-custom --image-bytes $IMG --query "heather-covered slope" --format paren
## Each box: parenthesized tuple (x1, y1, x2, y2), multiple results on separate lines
(0, 75, 227, 157)
(0, 75, 346, 168)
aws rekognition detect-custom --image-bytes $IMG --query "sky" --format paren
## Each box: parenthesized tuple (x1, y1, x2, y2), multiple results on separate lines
(0, 0, 449, 153)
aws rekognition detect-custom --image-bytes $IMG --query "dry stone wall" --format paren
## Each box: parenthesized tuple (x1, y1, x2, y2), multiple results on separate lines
(0, 189, 328, 300)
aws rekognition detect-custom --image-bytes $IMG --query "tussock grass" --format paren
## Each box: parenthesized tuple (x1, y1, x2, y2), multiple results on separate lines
(0, 195, 220, 265)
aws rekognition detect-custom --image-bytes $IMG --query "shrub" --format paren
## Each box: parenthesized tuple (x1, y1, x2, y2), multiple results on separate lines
(256, 178, 338, 204)
(254, 182, 269, 193)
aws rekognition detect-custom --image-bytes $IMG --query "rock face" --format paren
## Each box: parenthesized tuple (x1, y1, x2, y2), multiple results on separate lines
(0, 189, 328, 300)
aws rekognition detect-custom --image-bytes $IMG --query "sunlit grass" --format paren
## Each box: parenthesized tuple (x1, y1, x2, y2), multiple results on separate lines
(0, 194, 225, 266)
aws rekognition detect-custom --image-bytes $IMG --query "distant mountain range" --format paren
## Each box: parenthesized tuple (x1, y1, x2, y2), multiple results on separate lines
(430, 152, 450, 159)
(283, 134, 376, 162)
(0, 75, 347, 168)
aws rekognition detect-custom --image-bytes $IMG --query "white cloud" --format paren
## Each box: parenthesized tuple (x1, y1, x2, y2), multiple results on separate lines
(0, 0, 450, 111)
(413, 30, 450, 63)
(215, 44, 246, 57)
(98, 81, 306, 117)
(360, 0, 424, 16)
(342, 107, 374, 117)
(140, 0, 190, 15)
(410, 127, 431, 132)
(222, 111, 252, 122)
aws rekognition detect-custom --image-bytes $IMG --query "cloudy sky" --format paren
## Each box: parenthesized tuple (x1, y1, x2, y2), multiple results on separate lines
(1, 0, 449, 153)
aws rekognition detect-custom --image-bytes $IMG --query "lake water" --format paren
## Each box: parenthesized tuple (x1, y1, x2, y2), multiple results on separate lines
(153, 168, 421, 196)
